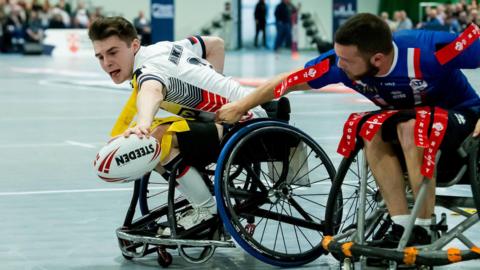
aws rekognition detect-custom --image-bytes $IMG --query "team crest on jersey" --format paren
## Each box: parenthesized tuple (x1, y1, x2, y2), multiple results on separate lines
(409, 79, 428, 92)
(188, 57, 214, 69)
(455, 41, 465, 51)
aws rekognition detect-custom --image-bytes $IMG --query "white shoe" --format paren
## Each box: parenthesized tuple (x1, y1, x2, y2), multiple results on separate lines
(163, 207, 214, 236)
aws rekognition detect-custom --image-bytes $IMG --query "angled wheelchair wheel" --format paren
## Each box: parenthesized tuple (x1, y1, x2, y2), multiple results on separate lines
(324, 147, 391, 253)
(465, 136, 480, 217)
(215, 120, 336, 267)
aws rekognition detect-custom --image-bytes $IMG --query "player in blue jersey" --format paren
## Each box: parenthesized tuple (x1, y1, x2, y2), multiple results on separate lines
(216, 13, 480, 248)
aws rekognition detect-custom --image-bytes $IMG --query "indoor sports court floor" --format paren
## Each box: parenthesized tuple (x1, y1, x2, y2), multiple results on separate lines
(1, 50, 479, 269)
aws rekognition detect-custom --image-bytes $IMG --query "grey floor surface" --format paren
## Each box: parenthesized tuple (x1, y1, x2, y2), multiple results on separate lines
(1, 49, 479, 269)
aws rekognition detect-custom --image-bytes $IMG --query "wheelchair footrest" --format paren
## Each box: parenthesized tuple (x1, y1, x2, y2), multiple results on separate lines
(323, 236, 480, 267)
(116, 229, 236, 248)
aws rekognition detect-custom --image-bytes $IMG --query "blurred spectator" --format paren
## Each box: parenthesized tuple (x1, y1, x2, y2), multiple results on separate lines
(73, 1, 89, 28)
(436, 4, 446, 25)
(221, 2, 233, 49)
(420, 8, 445, 31)
(31, 0, 43, 12)
(0, 4, 5, 52)
(254, 0, 266, 48)
(90, 6, 103, 22)
(458, 11, 469, 30)
(42, 0, 51, 14)
(470, 9, 479, 25)
(133, 10, 151, 45)
(274, 0, 292, 51)
(50, 4, 71, 27)
(58, 0, 72, 16)
(445, 9, 461, 33)
(49, 13, 65, 28)
(4, 5, 25, 52)
(25, 9, 42, 42)
(395, 10, 412, 31)
(381, 11, 396, 31)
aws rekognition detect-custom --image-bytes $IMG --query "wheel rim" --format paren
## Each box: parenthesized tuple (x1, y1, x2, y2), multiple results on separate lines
(217, 124, 335, 264)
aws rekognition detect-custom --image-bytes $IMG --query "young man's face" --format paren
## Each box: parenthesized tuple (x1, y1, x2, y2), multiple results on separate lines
(334, 43, 379, 81)
(93, 36, 140, 84)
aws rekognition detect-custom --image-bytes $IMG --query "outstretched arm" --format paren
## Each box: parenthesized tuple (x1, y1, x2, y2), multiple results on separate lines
(124, 80, 164, 138)
(216, 57, 331, 124)
(216, 70, 311, 124)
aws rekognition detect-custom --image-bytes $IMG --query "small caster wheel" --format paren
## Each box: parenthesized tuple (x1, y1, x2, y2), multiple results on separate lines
(122, 254, 133, 260)
(157, 249, 172, 268)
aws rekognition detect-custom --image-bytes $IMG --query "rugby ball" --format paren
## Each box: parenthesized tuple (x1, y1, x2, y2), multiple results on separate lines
(93, 135, 161, 183)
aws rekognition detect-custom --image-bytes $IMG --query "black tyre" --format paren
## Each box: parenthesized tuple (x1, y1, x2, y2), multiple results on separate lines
(215, 120, 336, 267)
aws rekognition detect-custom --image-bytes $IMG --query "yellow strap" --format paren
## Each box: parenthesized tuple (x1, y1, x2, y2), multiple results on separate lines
(322, 236, 333, 251)
(110, 75, 138, 137)
(341, 242, 353, 257)
(403, 247, 418, 265)
(447, 248, 462, 262)
(160, 118, 190, 162)
(150, 116, 187, 130)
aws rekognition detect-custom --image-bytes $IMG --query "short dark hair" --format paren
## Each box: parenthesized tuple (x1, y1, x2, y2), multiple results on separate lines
(334, 13, 393, 57)
(88, 16, 138, 45)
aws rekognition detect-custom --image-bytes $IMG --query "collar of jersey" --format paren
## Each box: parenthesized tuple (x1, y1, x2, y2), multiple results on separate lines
(375, 41, 398, 78)
(133, 46, 146, 71)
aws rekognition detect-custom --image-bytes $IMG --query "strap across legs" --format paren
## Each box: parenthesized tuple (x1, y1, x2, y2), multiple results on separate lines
(337, 107, 448, 179)
(337, 110, 398, 158)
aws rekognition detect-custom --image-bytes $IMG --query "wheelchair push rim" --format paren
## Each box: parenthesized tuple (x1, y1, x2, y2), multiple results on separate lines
(215, 120, 336, 267)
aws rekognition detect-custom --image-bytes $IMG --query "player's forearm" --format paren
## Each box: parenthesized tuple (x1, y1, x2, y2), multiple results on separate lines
(136, 88, 162, 127)
(236, 72, 290, 112)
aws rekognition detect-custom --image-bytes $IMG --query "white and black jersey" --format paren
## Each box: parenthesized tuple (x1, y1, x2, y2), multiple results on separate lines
(132, 36, 267, 120)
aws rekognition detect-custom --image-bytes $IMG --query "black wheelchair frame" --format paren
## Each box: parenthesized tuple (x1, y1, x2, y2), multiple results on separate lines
(115, 98, 339, 267)
(322, 134, 480, 269)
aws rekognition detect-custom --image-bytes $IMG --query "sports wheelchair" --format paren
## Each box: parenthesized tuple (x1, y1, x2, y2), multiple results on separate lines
(322, 130, 480, 269)
(115, 98, 338, 268)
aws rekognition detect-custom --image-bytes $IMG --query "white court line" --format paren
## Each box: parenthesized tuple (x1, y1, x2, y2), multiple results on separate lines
(0, 116, 116, 121)
(65, 140, 97, 148)
(0, 141, 104, 148)
(0, 186, 167, 196)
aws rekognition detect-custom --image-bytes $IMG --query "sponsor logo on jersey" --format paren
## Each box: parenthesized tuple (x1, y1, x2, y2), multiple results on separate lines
(454, 113, 466, 125)
(168, 44, 183, 65)
(354, 81, 378, 94)
(115, 144, 155, 166)
(391, 90, 407, 99)
(455, 40, 465, 51)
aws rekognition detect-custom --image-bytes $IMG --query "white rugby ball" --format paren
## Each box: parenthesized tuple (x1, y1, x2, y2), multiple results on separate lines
(93, 135, 161, 183)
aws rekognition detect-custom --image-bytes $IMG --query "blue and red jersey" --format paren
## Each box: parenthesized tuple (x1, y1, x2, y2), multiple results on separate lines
(305, 26, 480, 113)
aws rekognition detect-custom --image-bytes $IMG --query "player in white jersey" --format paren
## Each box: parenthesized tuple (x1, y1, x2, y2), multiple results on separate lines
(88, 16, 267, 235)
